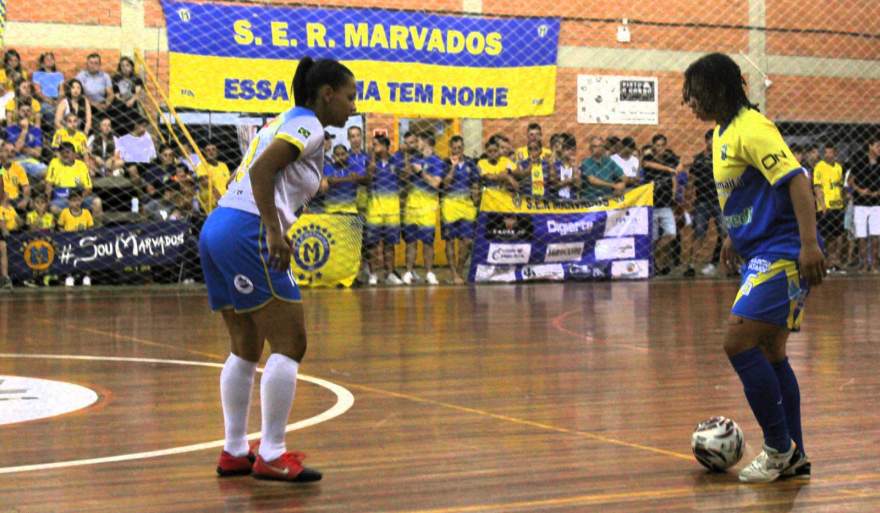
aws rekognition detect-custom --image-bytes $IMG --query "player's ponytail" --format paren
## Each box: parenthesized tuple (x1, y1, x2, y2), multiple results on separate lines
(292, 57, 354, 107)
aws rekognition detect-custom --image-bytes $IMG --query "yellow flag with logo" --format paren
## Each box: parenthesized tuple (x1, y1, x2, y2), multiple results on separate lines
(288, 213, 363, 288)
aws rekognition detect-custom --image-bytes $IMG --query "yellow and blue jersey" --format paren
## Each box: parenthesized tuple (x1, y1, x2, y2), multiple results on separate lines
(410, 154, 446, 198)
(812, 160, 845, 210)
(27, 210, 55, 231)
(519, 159, 551, 197)
(713, 107, 806, 261)
(58, 207, 93, 232)
(441, 158, 479, 232)
(370, 159, 399, 196)
(324, 160, 365, 214)
(444, 158, 479, 198)
(366, 159, 401, 241)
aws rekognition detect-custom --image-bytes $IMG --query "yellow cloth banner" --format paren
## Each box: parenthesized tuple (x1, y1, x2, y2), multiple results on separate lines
(288, 213, 362, 288)
(479, 183, 655, 215)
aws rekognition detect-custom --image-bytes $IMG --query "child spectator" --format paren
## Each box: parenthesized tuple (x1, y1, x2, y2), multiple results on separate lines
(26, 194, 55, 231)
(57, 187, 94, 287)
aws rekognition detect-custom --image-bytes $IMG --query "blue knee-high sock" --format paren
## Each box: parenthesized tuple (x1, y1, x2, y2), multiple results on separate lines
(773, 358, 804, 455)
(729, 347, 791, 452)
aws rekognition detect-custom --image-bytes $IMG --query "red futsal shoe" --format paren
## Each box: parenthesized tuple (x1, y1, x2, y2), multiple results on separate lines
(252, 451, 322, 482)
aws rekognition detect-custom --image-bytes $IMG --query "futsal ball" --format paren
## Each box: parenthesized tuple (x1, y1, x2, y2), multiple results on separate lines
(691, 416, 744, 471)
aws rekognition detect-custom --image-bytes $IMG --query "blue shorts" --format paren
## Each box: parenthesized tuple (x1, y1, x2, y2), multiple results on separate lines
(403, 224, 435, 244)
(364, 223, 400, 246)
(732, 256, 809, 331)
(199, 207, 301, 313)
(441, 220, 475, 240)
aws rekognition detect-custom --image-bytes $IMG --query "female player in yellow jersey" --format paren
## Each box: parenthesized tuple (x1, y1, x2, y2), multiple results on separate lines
(683, 53, 825, 483)
(199, 58, 356, 482)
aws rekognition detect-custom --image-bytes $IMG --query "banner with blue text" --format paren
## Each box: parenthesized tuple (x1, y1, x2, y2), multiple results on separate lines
(469, 184, 654, 282)
(162, 0, 559, 118)
(10, 222, 193, 279)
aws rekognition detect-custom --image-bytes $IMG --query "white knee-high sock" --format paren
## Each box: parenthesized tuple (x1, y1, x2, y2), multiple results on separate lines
(220, 353, 258, 457)
(259, 353, 299, 462)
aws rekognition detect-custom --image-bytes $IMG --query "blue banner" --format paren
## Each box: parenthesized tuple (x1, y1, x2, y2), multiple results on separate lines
(10, 222, 193, 279)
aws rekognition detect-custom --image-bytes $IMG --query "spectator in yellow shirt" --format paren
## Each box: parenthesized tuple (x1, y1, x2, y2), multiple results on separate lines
(46, 142, 103, 221)
(26, 195, 55, 231)
(5, 80, 42, 125)
(0, 196, 20, 232)
(478, 136, 519, 193)
(195, 143, 230, 214)
(57, 188, 94, 232)
(1, 142, 30, 211)
(52, 113, 89, 156)
(813, 143, 846, 272)
(514, 123, 553, 162)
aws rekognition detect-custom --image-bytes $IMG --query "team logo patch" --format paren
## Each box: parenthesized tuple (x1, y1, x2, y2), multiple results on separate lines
(292, 224, 333, 274)
(22, 238, 55, 272)
(234, 274, 255, 294)
(298, 127, 312, 139)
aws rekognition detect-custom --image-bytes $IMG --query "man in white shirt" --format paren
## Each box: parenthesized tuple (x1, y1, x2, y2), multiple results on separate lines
(116, 117, 156, 188)
(611, 136, 641, 185)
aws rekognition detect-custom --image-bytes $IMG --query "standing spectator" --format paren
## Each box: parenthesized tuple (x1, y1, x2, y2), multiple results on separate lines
(813, 143, 846, 272)
(642, 133, 683, 275)
(110, 56, 144, 137)
(401, 132, 445, 286)
(1, 142, 31, 211)
(116, 117, 157, 186)
(441, 135, 480, 284)
(6, 104, 48, 180)
(195, 142, 231, 214)
(580, 136, 625, 202)
(57, 188, 94, 287)
(495, 134, 516, 161)
(802, 143, 820, 178)
(848, 134, 880, 272)
(1, 49, 28, 92)
(76, 54, 114, 117)
(323, 132, 334, 162)
(549, 133, 564, 165)
(513, 140, 552, 198)
(346, 125, 369, 216)
(26, 194, 55, 231)
(606, 136, 622, 158)
(364, 135, 403, 286)
(88, 117, 123, 176)
(554, 133, 581, 200)
(515, 123, 552, 162)
(5, 80, 42, 125)
(45, 142, 102, 220)
(686, 129, 725, 276)
(32, 53, 65, 131)
(55, 79, 92, 135)
(323, 144, 368, 214)
(611, 136, 641, 184)
(52, 113, 89, 156)
(478, 136, 518, 192)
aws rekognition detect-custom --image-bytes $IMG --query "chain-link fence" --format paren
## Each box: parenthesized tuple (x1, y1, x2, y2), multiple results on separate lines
(2, 0, 878, 288)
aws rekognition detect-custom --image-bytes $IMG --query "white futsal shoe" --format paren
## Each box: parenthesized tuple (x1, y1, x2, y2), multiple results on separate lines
(738, 442, 797, 483)
(64, 276, 75, 287)
(401, 271, 414, 285)
(82, 276, 92, 287)
(385, 273, 403, 286)
(367, 273, 378, 286)
(425, 272, 439, 285)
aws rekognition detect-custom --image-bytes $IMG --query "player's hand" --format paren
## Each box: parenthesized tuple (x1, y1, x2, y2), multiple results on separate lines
(266, 226, 291, 272)
(799, 241, 826, 287)
(720, 236, 739, 272)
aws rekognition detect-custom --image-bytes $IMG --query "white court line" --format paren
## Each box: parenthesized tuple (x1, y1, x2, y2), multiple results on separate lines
(0, 353, 355, 475)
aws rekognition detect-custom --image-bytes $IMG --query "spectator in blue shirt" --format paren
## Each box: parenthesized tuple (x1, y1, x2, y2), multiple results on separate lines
(6, 103, 47, 179)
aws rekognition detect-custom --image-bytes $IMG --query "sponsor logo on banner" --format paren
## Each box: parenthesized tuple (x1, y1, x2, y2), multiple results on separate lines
(568, 263, 607, 279)
(595, 237, 636, 260)
(474, 264, 517, 282)
(521, 264, 565, 281)
(603, 208, 649, 237)
(610, 259, 650, 279)
(487, 243, 532, 264)
(544, 242, 585, 262)
(486, 214, 533, 240)
(546, 219, 594, 237)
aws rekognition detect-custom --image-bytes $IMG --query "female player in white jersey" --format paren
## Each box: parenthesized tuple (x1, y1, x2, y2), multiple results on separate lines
(199, 57, 356, 482)
(683, 53, 824, 483)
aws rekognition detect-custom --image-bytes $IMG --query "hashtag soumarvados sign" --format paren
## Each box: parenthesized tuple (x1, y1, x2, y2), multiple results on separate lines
(10, 222, 193, 279)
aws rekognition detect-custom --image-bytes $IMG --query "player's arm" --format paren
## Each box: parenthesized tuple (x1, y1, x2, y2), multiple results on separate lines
(419, 165, 444, 189)
(249, 138, 299, 271)
(789, 172, 825, 286)
(641, 158, 677, 174)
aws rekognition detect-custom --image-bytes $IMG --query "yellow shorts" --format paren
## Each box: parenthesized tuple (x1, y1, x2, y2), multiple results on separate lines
(403, 190, 439, 228)
(441, 196, 477, 224)
(366, 195, 401, 226)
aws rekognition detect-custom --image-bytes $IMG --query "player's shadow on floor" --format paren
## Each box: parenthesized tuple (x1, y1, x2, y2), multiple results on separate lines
(217, 476, 323, 512)
(691, 470, 808, 512)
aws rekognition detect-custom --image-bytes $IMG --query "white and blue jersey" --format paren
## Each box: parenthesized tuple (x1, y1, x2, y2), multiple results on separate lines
(200, 106, 325, 312)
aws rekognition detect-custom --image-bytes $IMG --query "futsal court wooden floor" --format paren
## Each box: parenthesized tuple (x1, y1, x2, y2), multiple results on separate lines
(1, 277, 878, 512)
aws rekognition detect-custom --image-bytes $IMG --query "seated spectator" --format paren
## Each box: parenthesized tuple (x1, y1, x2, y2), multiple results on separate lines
(55, 79, 92, 135)
(323, 144, 368, 214)
(116, 117, 157, 185)
(580, 136, 626, 202)
(45, 142, 102, 220)
(0, 84, 13, 125)
(1, 49, 28, 93)
(194, 142, 230, 214)
(477, 136, 518, 192)
(513, 140, 552, 198)
(554, 133, 581, 200)
(6, 104, 48, 179)
(32, 52, 65, 130)
(26, 194, 55, 231)
(1, 142, 31, 211)
(76, 53, 114, 117)
(143, 144, 179, 201)
(52, 113, 89, 156)
(88, 117, 123, 176)
(5, 80, 43, 125)
(514, 123, 552, 162)
(146, 181, 184, 222)
(110, 56, 144, 137)
(0, 195, 20, 233)
(57, 187, 94, 287)
(642, 133, 683, 275)
(611, 136, 641, 184)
